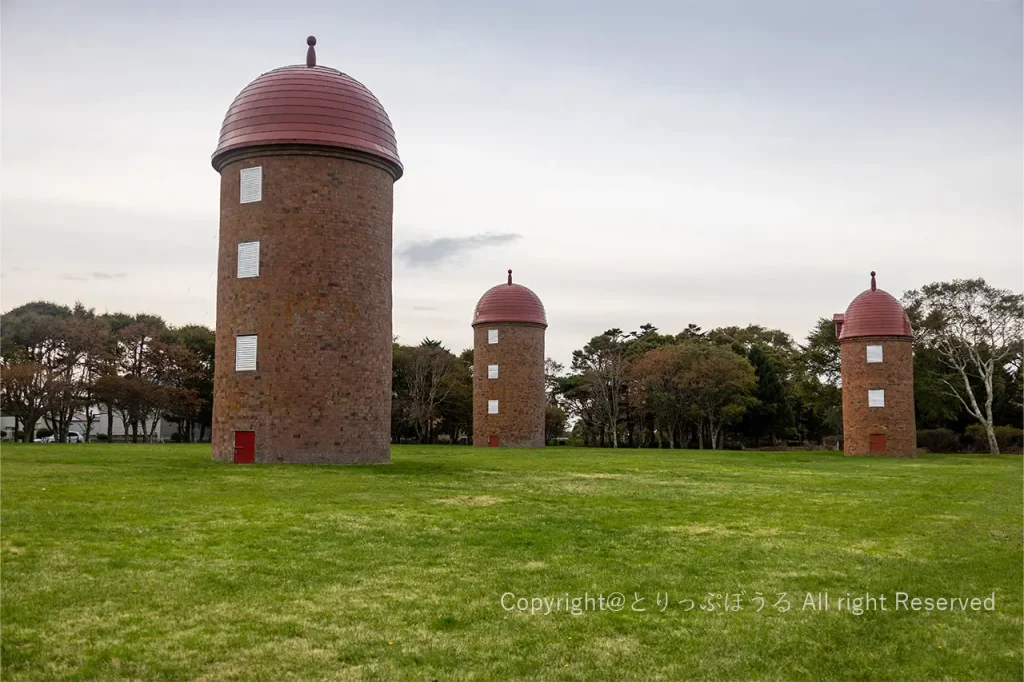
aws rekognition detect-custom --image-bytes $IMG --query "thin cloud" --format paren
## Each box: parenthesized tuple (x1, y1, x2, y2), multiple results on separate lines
(58, 272, 127, 281)
(397, 233, 522, 268)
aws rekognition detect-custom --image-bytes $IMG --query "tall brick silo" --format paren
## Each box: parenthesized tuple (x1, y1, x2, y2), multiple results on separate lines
(210, 37, 402, 464)
(472, 270, 547, 448)
(833, 272, 916, 457)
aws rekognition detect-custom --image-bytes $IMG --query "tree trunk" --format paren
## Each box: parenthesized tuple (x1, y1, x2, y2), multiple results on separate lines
(983, 369, 999, 455)
(947, 358, 1001, 455)
(107, 405, 114, 441)
(984, 422, 1000, 456)
(23, 417, 37, 442)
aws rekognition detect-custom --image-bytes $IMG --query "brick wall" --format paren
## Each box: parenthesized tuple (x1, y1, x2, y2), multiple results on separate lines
(472, 323, 546, 448)
(840, 336, 916, 457)
(212, 151, 394, 464)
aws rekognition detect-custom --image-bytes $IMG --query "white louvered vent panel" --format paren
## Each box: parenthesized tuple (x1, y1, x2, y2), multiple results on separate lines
(240, 166, 263, 204)
(488, 364, 499, 379)
(235, 335, 258, 372)
(868, 389, 885, 408)
(866, 345, 883, 363)
(488, 399, 499, 414)
(488, 329, 499, 344)
(237, 241, 260, 278)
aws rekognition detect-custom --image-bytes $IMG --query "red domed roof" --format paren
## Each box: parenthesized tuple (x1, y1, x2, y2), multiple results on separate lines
(212, 37, 401, 178)
(835, 272, 912, 340)
(473, 270, 547, 327)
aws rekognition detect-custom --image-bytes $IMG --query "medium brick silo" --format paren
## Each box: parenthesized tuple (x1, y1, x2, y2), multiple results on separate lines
(472, 270, 547, 447)
(833, 272, 916, 457)
(210, 37, 402, 464)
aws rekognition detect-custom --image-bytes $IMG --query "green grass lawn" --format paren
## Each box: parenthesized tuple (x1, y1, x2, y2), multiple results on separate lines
(1, 444, 1021, 681)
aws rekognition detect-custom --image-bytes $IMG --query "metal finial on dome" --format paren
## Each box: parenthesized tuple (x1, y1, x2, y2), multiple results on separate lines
(870, 271, 877, 291)
(306, 36, 317, 67)
(507, 269, 513, 286)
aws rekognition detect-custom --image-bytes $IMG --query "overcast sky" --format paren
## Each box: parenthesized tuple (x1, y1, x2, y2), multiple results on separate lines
(2, 0, 1021, 366)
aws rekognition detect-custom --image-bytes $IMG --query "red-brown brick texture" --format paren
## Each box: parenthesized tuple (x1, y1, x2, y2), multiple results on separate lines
(840, 337, 916, 457)
(472, 323, 546, 448)
(213, 151, 394, 464)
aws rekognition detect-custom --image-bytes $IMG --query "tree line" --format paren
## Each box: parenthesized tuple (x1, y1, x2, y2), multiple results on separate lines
(391, 339, 473, 444)
(1, 302, 214, 442)
(550, 279, 1021, 454)
(3, 278, 1020, 453)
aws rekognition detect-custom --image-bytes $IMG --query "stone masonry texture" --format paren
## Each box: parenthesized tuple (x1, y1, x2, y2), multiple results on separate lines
(213, 151, 393, 464)
(840, 336, 916, 457)
(472, 323, 546, 448)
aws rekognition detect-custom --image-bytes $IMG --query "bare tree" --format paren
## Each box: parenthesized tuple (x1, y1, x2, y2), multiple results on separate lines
(405, 342, 458, 443)
(113, 319, 165, 441)
(81, 405, 101, 442)
(1, 362, 52, 441)
(149, 339, 204, 441)
(42, 314, 108, 441)
(556, 374, 601, 447)
(93, 375, 167, 443)
(573, 330, 628, 447)
(904, 279, 1024, 455)
(544, 357, 564, 404)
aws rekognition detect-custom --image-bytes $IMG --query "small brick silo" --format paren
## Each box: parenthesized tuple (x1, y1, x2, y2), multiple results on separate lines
(210, 37, 403, 464)
(472, 270, 547, 448)
(833, 272, 916, 457)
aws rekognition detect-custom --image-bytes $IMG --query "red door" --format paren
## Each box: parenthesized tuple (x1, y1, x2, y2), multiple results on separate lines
(488, 435, 499, 447)
(234, 431, 255, 463)
(869, 434, 886, 452)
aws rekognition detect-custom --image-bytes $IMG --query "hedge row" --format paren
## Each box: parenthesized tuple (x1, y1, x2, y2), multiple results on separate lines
(917, 426, 1024, 453)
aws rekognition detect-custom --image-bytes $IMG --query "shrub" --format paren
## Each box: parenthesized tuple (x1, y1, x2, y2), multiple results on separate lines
(170, 432, 183, 443)
(34, 428, 53, 439)
(822, 435, 841, 451)
(996, 426, 1024, 452)
(96, 433, 109, 442)
(916, 428, 960, 453)
(965, 424, 1024, 453)
(964, 424, 985, 452)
